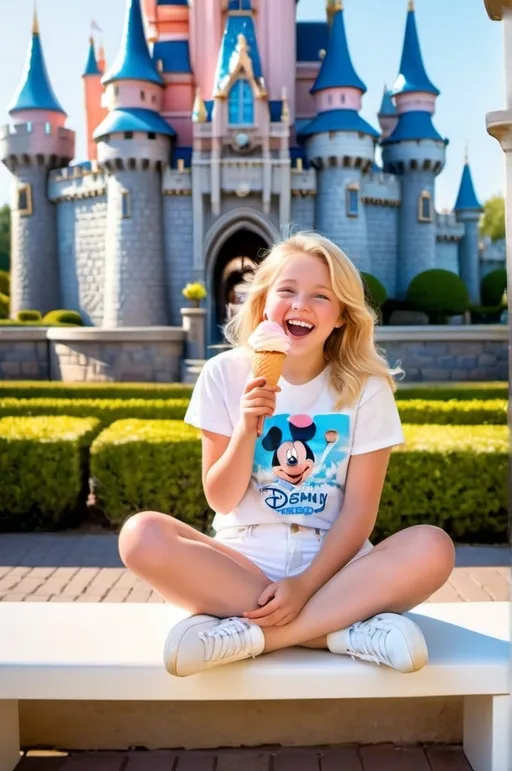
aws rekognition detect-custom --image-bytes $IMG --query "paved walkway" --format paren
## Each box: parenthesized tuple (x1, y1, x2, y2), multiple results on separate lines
(0, 534, 509, 603)
(17, 745, 473, 770)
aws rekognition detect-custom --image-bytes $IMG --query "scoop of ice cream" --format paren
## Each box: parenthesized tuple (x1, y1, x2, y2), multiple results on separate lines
(248, 320, 291, 354)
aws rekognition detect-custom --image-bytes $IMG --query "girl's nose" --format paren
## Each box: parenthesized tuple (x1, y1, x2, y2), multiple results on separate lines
(291, 294, 310, 311)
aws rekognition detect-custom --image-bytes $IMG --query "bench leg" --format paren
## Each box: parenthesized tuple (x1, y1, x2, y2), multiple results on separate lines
(463, 694, 510, 771)
(0, 701, 20, 771)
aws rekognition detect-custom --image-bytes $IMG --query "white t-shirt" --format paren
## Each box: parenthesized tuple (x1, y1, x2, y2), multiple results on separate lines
(184, 347, 405, 533)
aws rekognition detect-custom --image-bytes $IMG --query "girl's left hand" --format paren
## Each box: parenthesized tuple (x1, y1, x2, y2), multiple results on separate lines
(243, 575, 311, 627)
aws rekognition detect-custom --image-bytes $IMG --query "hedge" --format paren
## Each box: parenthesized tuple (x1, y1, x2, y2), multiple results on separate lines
(0, 416, 100, 531)
(90, 420, 206, 529)
(0, 380, 505, 402)
(0, 396, 507, 427)
(89, 420, 507, 542)
(0, 381, 194, 400)
(0, 397, 189, 426)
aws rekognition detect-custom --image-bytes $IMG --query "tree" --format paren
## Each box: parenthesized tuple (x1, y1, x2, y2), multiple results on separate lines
(479, 195, 505, 242)
(0, 204, 10, 271)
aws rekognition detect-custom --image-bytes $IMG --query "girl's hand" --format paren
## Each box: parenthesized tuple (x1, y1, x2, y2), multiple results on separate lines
(239, 377, 280, 435)
(243, 575, 311, 627)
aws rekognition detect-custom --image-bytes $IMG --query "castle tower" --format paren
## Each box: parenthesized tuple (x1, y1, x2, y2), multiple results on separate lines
(378, 86, 398, 140)
(93, 0, 175, 327)
(82, 38, 107, 161)
(381, 1, 446, 297)
(298, 1, 378, 272)
(0, 10, 75, 317)
(454, 152, 483, 303)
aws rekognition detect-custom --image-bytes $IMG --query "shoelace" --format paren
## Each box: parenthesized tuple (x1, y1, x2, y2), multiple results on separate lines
(346, 617, 393, 667)
(198, 617, 253, 663)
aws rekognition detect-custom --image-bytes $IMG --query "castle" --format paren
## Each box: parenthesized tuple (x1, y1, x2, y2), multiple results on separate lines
(0, 0, 503, 345)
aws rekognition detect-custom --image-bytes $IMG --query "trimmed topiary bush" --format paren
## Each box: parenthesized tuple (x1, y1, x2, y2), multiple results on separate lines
(0, 292, 8, 319)
(16, 310, 42, 322)
(481, 268, 507, 307)
(0, 416, 100, 531)
(406, 269, 470, 323)
(361, 272, 388, 310)
(43, 309, 84, 326)
(0, 270, 10, 296)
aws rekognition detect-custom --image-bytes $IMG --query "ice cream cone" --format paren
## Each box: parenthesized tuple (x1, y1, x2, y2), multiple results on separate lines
(252, 350, 287, 387)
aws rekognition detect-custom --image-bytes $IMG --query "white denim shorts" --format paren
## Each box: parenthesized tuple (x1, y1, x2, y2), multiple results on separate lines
(214, 522, 374, 583)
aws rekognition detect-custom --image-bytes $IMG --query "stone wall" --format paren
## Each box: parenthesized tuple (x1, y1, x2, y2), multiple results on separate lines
(366, 205, 399, 297)
(0, 326, 507, 383)
(163, 195, 195, 326)
(290, 194, 315, 232)
(435, 240, 459, 275)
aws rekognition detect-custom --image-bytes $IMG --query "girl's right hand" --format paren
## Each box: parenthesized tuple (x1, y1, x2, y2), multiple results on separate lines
(239, 377, 280, 435)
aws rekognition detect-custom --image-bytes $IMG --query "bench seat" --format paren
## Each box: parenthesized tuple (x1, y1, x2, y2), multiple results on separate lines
(0, 601, 509, 771)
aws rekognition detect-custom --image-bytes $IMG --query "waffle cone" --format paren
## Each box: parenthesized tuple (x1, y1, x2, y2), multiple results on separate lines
(252, 350, 287, 387)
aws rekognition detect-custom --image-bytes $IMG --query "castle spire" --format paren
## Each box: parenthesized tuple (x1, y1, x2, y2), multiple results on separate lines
(83, 37, 101, 77)
(9, 10, 66, 115)
(454, 155, 482, 211)
(378, 85, 397, 117)
(311, 4, 366, 94)
(392, 2, 439, 96)
(102, 0, 163, 86)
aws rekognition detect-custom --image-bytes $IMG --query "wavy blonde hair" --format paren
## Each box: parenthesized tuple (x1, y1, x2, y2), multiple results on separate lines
(224, 231, 402, 410)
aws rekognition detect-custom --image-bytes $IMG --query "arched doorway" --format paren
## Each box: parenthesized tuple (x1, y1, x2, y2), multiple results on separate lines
(212, 228, 268, 341)
(204, 210, 280, 349)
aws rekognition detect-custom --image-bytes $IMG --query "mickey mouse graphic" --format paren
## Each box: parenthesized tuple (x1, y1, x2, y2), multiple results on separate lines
(261, 415, 339, 486)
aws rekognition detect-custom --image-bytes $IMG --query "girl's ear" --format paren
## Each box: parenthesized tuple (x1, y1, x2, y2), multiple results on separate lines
(334, 316, 346, 329)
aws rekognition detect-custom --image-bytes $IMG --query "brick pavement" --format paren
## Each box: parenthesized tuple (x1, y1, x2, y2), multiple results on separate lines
(0, 534, 508, 603)
(16, 745, 473, 770)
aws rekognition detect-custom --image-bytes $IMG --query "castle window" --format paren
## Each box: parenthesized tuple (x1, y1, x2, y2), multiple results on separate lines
(418, 190, 432, 222)
(148, 132, 156, 140)
(327, 94, 333, 106)
(140, 90, 146, 102)
(124, 131, 133, 139)
(346, 184, 359, 217)
(17, 184, 32, 216)
(228, 79, 254, 126)
(152, 94, 156, 104)
(44, 122, 52, 135)
(340, 94, 346, 105)
(121, 190, 131, 219)
(114, 86, 119, 96)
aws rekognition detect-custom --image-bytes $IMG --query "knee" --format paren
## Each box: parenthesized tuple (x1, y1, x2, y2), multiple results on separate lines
(118, 511, 178, 572)
(414, 525, 455, 579)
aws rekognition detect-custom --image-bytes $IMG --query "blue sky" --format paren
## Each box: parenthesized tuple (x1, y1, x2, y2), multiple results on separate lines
(0, 0, 506, 210)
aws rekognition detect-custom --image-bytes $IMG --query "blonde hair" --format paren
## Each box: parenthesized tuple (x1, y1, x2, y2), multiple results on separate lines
(224, 231, 402, 410)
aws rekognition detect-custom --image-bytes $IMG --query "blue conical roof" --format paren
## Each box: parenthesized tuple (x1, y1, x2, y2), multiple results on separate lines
(379, 86, 397, 116)
(9, 18, 66, 115)
(391, 6, 439, 97)
(214, 8, 263, 93)
(311, 9, 366, 94)
(102, 0, 163, 86)
(454, 161, 482, 211)
(83, 38, 101, 77)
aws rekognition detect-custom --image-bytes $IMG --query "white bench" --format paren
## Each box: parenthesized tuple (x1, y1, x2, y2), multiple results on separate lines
(0, 601, 509, 771)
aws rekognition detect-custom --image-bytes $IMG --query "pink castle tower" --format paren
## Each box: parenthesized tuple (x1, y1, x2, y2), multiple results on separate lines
(82, 38, 108, 160)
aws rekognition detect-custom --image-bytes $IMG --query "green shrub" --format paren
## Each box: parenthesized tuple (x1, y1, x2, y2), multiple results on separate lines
(361, 272, 387, 309)
(0, 416, 100, 531)
(397, 399, 507, 425)
(0, 381, 194, 400)
(89, 420, 507, 542)
(90, 420, 206, 528)
(0, 270, 9, 296)
(0, 397, 506, 427)
(43, 309, 84, 326)
(0, 397, 189, 426)
(16, 310, 42, 322)
(406, 269, 470, 322)
(0, 292, 8, 319)
(481, 268, 507, 307)
(395, 383, 507, 401)
(377, 424, 507, 542)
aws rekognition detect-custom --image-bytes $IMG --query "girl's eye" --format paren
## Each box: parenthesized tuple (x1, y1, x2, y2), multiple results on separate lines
(278, 288, 294, 294)
(314, 294, 330, 301)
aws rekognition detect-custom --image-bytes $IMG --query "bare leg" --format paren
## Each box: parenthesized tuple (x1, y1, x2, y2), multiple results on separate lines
(262, 525, 455, 652)
(118, 511, 271, 617)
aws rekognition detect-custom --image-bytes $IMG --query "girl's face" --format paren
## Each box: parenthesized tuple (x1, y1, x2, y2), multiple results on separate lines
(263, 252, 344, 356)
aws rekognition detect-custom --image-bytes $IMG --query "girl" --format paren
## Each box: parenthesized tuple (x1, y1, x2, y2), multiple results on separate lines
(118, 232, 455, 678)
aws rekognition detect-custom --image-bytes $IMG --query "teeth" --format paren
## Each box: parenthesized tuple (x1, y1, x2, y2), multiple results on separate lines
(287, 320, 314, 329)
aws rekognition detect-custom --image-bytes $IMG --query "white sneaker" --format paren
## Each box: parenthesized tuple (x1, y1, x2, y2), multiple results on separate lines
(326, 613, 428, 673)
(163, 614, 266, 677)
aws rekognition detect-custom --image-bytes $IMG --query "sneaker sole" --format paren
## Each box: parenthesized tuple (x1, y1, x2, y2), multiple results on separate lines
(163, 614, 216, 677)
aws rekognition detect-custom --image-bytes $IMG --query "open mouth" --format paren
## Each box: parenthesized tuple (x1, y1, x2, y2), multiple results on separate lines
(285, 319, 315, 338)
